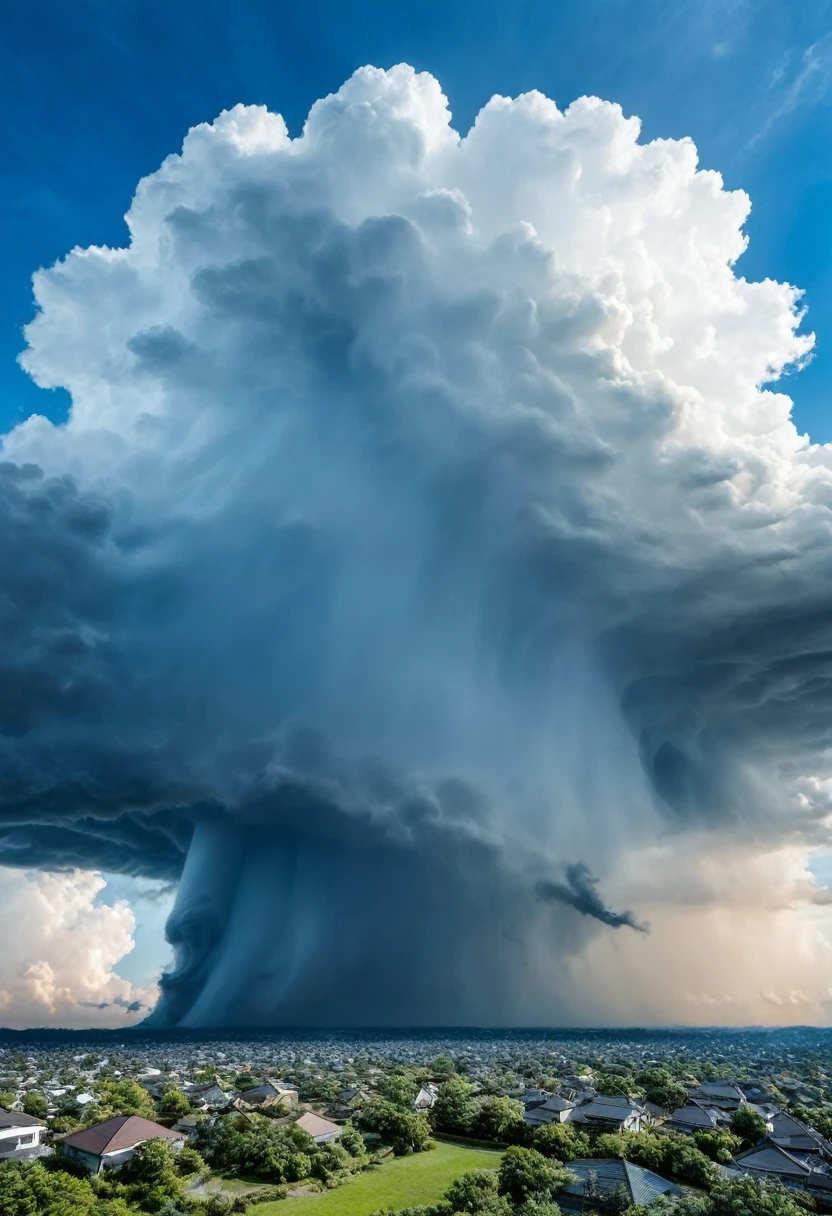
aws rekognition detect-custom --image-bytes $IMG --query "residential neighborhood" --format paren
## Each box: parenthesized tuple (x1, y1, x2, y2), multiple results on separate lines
(3, 1027, 832, 1216)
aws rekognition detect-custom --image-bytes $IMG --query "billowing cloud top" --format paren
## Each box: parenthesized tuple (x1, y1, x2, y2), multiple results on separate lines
(2, 65, 830, 1027)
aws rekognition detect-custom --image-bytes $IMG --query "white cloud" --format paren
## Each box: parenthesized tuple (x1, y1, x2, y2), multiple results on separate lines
(752, 34, 832, 144)
(2, 64, 832, 1025)
(0, 868, 156, 1028)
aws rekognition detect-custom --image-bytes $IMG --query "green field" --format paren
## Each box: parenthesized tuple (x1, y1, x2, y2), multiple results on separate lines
(250, 1141, 502, 1216)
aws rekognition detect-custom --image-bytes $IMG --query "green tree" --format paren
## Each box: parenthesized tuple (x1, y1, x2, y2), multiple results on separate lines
(175, 1145, 205, 1176)
(662, 1141, 715, 1188)
(497, 1147, 572, 1205)
(516, 1201, 562, 1216)
(433, 1078, 476, 1135)
(21, 1093, 47, 1119)
(595, 1076, 639, 1099)
(0, 1164, 38, 1216)
(120, 1139, 185, 1213)
(233, 1074, 259, 1092)
(0, 1092, 18, 1110)
(645, 1084, 688, 1113)
(594, 1133, 630, 1159)
(157, 1089, 191, 1124)
(730, 1107, 768, 1150)
(382, 1073, 418, 1110)
(691, 1129, 741, 1164)
(445, 1170, 511, 1216)
(708, 1175, 810, 1216)
(533, 1122, 590, 1162)
(94, 1080, 156, 1120)
(473, 1097, 526, 1143)
(360, 1100, 432, 1155)
(636, 1068, 673, 1090)
(340, 1124, 368, 1162)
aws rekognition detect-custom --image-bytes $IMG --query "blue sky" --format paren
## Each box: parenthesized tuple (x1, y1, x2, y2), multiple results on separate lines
(2, 0, 832, 437)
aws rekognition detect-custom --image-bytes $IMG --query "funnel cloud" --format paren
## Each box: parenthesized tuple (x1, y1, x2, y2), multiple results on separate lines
(1, 65, 830, 1026)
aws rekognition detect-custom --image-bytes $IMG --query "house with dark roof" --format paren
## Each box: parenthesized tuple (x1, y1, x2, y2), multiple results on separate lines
(61, 1115, 184, 1173)
(769, 1112, 832, 1162)
(521, 1089, 552, 1111)
(559, 1158, 682, 1213)
(567, 1095, 649, 1133)
(0, 1109, 49, 1162)
(666, 1102, 724, 1135)
(733, 1140, 832, 1197)
(524, 1096, 576, 1126)
(692, 1083, 744, 1111)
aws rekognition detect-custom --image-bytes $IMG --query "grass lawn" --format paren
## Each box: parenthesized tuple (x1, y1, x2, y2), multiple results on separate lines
(250, 1140, 502, 1216)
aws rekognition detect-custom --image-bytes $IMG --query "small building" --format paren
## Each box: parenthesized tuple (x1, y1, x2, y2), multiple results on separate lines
(525, 1096, 576, 1127)
(0, 1109, 48, 1162)
(294, 1112, 343, 1144)
(183, 1080, 232, 1111)
(666, 1103, 724, 1135)
(521, 1089, 552, 1111)
(559, 1158, 682, 1213)
(692, 1083, 745, 1112)
(734, 1142, 816, 1186)
(769, 1112, 832, 1161)
(171, 1115, 202, 1138)
(62, 1115, 184, 1173)
(237, 1080, 298, 1111)
(567, 1095, 649, 1133)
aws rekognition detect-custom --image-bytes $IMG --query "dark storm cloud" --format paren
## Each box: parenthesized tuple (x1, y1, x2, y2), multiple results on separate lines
(536, 865, 648, 933)
(1, 65, 829, 1026)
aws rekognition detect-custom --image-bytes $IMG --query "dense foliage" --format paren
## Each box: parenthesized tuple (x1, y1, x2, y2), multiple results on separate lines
(194, 1114, 368, 1183)
(358, 1100, 433, 1155)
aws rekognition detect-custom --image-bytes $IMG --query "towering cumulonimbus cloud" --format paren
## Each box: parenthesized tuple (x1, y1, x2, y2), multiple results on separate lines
(1, 64, 830, 1026)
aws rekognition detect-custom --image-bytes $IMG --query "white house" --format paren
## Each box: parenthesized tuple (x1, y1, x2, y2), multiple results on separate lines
(0, 1109, 48, 1161)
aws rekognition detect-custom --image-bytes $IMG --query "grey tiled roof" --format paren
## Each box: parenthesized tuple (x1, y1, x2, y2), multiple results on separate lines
(562, 1157, 682, 1206)
(0, 1109, 45, 1129)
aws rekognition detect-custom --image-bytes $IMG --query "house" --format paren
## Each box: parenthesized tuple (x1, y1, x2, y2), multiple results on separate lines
(524, 1096, 576, 1127)
(692, 1083, 745, 1112)
(521, 1090, 552, 1111)
(62, 1115, 185, 1173)
(732, 1139, 832, 1197)
(171, 1115, 202, 1138)
(769, 1112, 832, 1162)
(237, 1079, 298, 1111)
(295, 1112, 343, 1144)
(734, 1142, 816, 1184)
(337, 1086, 369, 1107)
(183, 1079, 232, 1111)
(666, 1103, 724, 1135)
(558, 1158, 682, 1213)
(567, 1095, 648, 1133)
(0, 1109, 48, 1162)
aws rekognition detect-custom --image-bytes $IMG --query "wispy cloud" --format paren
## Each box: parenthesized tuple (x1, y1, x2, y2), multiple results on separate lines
(751, 34, 832, 144)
